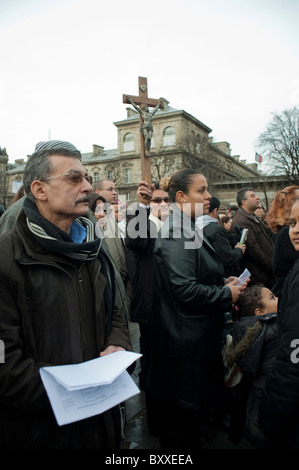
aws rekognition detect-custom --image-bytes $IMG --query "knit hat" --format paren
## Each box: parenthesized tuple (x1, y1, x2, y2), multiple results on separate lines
(34, 140, 80, 153)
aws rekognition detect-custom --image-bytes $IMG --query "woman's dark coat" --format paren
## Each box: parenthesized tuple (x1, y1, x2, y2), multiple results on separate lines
(272, 225, 299, 297)
(147, 210, 232, 410)
(259, 259, 299, 446)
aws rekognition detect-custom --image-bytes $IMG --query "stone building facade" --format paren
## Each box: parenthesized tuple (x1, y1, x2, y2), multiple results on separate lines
(2, 99, 286, 209)
(76, 98, 262, 208)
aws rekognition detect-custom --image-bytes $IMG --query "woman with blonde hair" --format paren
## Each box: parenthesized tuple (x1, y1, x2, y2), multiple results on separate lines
(266, 186, 299, 296)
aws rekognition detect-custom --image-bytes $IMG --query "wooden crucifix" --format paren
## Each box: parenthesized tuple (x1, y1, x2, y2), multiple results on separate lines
(123, 76, 163, 184)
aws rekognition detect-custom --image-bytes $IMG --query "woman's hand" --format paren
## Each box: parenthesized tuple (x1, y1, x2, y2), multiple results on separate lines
(225, 277, 249, 303)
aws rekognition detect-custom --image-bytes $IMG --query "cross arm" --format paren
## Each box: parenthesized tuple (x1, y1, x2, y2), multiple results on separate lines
(122, 94, 161, 108)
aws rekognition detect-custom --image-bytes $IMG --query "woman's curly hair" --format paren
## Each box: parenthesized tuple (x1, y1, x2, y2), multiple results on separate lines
(233, 284, 265, 320)
(265, 185, 299, 233)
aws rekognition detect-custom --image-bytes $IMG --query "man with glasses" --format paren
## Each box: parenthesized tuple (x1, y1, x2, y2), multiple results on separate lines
(0, 141, 132, 449)
(148, 189, 171, 231)
(93, 179, 118, 204)
(126, 181, 170, 434)
(231, 187, 274, 288)
(93, 179, 130, 297)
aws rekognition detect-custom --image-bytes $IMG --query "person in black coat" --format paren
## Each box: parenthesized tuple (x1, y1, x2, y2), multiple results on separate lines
(126, 180, 170, 392)
(259, 199, 299, 448)
(203, 196, 246, 277)
(147, 169, 247, 450)
(226, 284, 278, 448)
(126, 180, 171, 435)
(265, 185, 299, 297)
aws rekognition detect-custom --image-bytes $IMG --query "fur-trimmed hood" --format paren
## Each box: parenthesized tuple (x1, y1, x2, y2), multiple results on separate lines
(225, 320, 262, 369)
(225, 313, 278, 388)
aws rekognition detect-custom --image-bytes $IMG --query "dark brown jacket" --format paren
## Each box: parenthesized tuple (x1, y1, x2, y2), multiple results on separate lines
(0, 210, 132, 449)
(231, 208, 274, 288)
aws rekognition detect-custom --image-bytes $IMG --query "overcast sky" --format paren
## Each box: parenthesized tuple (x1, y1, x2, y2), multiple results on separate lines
(1, 0, 298, 169)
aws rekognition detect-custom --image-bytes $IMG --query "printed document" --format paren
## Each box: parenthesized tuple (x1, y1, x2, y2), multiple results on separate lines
(236, 268, 251, 286)
(40, 351, 141, 426)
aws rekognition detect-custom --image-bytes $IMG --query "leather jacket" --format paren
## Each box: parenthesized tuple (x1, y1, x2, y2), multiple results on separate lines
(148, 210, 232, 409)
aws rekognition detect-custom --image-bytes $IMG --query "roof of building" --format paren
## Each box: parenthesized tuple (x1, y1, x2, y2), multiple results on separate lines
(82, 148, 118, 163)
(7, 164, 25, 174)
(114, 99, 212, 134)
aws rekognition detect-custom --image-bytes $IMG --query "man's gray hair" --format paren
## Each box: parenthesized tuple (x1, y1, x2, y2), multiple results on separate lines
(23, 142, 82, 202)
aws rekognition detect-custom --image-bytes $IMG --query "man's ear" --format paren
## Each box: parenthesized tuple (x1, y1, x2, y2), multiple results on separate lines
(30, 180, 48, 201)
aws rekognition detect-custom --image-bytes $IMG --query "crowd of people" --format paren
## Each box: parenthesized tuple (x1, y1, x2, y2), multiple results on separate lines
(0, 139, 299, 450)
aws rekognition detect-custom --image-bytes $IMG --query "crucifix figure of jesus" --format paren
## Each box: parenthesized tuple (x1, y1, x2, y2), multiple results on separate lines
(123, 77, 163, 184)
(126, 96, 162, 157)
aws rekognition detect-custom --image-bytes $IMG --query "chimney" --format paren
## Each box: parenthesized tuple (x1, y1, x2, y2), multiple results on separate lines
(159, 98, 169, 110)
(93, 145, 104, 157)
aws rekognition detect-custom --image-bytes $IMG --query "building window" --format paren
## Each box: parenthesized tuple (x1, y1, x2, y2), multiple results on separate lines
(123, 133, 134, 152)
(93, 172, 99, 182)
(124, 168, 131, 183)
(163, 126, 176, 147)
(126, 192, 131, 202)
(107, 170, 113, 180)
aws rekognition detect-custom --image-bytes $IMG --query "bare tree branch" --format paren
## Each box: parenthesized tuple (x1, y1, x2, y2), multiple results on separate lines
(257, 107, 299, 184)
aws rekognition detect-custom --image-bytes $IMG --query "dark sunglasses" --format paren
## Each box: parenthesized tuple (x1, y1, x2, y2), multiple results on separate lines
(151, 197, 170, 204)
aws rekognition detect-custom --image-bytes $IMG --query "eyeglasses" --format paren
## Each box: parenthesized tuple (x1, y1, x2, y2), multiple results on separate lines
(103, 187, 118, 193)
(151, 197, 170, 204)
(42, 171, 92, 185)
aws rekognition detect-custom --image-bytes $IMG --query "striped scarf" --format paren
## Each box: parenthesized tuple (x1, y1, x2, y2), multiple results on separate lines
(23, 197, 101, 261)
(22, 197, 115, 338)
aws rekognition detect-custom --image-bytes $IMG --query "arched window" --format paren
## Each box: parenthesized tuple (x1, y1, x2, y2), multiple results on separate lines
(123, 133, 134, 152)
(163, 126, 176, 147)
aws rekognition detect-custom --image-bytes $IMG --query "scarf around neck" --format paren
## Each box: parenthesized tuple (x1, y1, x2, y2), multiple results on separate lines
(23, 197, 101, 261)
(22, 197, 115, 338)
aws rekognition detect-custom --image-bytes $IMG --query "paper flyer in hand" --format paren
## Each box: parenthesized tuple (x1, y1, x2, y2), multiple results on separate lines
(236, 268, 251, 286)
(40, 351, 141, 426)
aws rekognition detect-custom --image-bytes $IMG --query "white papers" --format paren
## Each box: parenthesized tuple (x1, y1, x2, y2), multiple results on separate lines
(236, 268, 251, 286)
(42, 351, 141, 391)
(40, 351, 141, 426)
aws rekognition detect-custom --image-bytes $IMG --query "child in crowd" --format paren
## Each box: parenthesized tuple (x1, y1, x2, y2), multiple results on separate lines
(224, 284, 278, 448)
